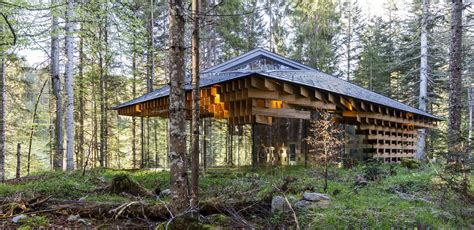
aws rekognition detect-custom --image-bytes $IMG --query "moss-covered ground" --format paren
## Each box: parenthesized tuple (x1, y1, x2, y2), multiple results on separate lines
(0, 163, 472, 229)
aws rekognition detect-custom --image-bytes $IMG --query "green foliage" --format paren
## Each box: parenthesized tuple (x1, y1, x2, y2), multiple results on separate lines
(400, 158, 421, 169)
(214, 0, 266, 61)
(1, 165, 472, 228)
(298, 164, 470, 228)
(17, 215, 49, 229)
(290, 0, 340, 73)
(362, 160, 386, 181)
(353, 16, 393, 96)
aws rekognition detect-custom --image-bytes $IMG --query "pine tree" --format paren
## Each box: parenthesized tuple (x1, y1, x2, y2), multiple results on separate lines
(65, 0, 75, 170)
(416, 0, 429, 160)
(353, 17, 392, 96)
(51, 0, 63, 171)
(168, 0, 190, 214)
(339, 0, 365, 81)
(290, 0, 340, 73)
(448, 0, 463, 155)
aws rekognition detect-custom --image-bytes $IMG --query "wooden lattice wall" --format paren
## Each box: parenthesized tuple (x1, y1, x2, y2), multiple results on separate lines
(117, 75, 437, 162)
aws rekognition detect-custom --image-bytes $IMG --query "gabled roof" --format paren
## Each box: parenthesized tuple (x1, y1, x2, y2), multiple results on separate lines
(114, 48, 440, 120)
(202, 48, 315, 73)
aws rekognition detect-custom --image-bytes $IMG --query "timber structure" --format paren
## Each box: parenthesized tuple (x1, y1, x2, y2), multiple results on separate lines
(114, 48, 439, 164)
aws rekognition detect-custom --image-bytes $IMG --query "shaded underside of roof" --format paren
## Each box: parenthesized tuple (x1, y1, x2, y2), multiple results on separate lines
(114, 69, 440, 120)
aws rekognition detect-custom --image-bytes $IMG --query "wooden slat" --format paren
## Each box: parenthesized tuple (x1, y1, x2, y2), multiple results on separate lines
(252, 107, 311, 120)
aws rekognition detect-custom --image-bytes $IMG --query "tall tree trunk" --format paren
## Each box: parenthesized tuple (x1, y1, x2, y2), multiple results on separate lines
(51, 0, 64, 170)
(203, 119, 208, 173)
(77, 24, 85, 169)
(448, 0, 463, 155)
(468, 75, 472, 156)
(132, 43, 137, 169)
(346, 0, 352, 82)
(27, 80, 48, 175)
(0, 55, 5, 182)
(65, 0, 75, 171)
(146, 118, 150, 167)
(99, 9, 109, 168)
(99, 25, 105, 167)
(416, 0, 429, 161)
(115, 92, 121, 169)
(191, 0, 201, 210)
(141, 117, 145, 168)
(48, 82, 54, 170)
(147, 0, 155, 93)
(168, 0, 190, 214)
(143, 0, 155, 169)
(92, 72, 98, 168)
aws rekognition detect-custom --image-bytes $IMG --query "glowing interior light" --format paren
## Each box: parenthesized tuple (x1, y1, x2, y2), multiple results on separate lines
(271, 100, 282, 108)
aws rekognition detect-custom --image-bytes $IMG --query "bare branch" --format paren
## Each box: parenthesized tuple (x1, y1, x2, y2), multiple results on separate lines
(0, 12, 16, 46)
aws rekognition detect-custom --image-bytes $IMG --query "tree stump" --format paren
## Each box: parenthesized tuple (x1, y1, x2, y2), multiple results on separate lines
(109, 174, 155, 197)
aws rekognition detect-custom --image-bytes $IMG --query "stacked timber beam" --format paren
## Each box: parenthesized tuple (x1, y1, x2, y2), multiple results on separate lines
(116, 74, 437, 162)
(341, 102, 435, 162)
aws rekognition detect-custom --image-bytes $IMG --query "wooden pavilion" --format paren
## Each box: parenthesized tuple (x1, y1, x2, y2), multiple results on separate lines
(114, 48, 439, 166)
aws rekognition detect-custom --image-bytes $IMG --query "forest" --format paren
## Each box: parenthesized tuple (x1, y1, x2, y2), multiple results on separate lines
(0, 0, 473, 228)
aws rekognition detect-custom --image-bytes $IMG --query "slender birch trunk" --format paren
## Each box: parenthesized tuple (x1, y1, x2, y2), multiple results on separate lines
(191, 0, 201, 210)
(65, 0, 75, 171)
(27, 80, 48, 175)
(78, 25, 85, 169)
(168, 0, 190, 214)
(416, 0, 429, 161)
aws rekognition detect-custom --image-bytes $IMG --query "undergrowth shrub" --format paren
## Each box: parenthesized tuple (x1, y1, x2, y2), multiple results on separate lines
(363, 160, 386, 181)
(401, 158, 421, 169)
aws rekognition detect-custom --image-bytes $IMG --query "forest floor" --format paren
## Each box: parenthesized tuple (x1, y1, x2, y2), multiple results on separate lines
(0, 163, 472, 229)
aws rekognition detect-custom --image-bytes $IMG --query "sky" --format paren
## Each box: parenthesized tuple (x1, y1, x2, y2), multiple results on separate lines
(17, 0, 402, 67)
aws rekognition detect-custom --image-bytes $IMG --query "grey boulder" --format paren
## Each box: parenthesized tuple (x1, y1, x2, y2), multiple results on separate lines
(303, 192, 330, 202)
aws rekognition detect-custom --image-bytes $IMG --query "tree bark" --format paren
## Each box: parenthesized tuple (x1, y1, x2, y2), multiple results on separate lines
(448, 0, 463, 155)
(77, 24, 85, 169)
(99, 8, 109, 167)
(191, 0, 201, 210)
(346, 0, 352, 82)
(168, 0, 190, 214)
(0, 55, 5, 182)
(48, 81, 54, 170)
(203, 119, 207, 173)
(147, 0, 155, 93)
(132, 43, 137, 169)
(51, 0, 63, 170)
(92, 74, 98, 168)
(65, 0, 75, 171)
(416, 0, 429, 161)
(467, 75, 472, 156)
